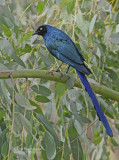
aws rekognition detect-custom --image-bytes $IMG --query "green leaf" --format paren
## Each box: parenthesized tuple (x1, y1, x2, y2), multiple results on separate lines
(36, 113, 61, 146)
(60, 0, 71, 8)
(37, 2, 46, 14)
(55, 82, 65, 98)
(105, 67, 119, 90)
(63, 139, 70, 159)
(35, 95, 50, 103)
(4, 79, 13, 95)
(93, 136, 102, 145)
(89, 14, 97, 33)
(116, 12, 119, 22)
(31, 85, 51, 96)
(110, 138, 119, 147)
(22, 44, 32, 53)
(0, 80, 9, 105)
(29, 99, 43, 115)
(98, 97, 114, 119)
(74, 120, 90, 147)
(70, 102, 91, 124)
(66, 77, 75, 89)
(115, 124, 119, 131)
(15, 93, 36, 110)
(63, 111, 72, 118)
(0, 38, 25, 67)
(76, 9, 90, 36)
(14, 113, 23, 132)
(39, 48, 55, 66)
(70, 102, 83, 123)
(0, 24, 12, 37)
(12, 150, 27, 158)
(0, 5, 15, 28)
(0, 110, 5, 120)
(44, 131, 56, 159)
(1, 141, 9, 157)
(68, 122, 83, 160)
(41, 150, 49, 160)
(26, 134, 33, 148)
(67, 1, 75, 14)
(110, 33, 119, 44)
(11, 52, 25, 67)
(14, 113, 32, 134)
(68, 89, 82, 103)
(53, 149, 62, 160)
(20, 31, 34, 43)
(62, 105, 72, 118)
(15, 93, 27, 105)
(79, 115, 91, 124)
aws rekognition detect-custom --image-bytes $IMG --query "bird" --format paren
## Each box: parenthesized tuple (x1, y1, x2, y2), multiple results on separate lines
(32, 25, 113, 137)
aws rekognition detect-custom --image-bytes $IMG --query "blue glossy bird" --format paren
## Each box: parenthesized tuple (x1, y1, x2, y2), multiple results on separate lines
(33, 25, 113, 137)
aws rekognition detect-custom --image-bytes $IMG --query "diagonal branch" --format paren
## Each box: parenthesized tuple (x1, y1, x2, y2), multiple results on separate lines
(0, 69, 119, 101)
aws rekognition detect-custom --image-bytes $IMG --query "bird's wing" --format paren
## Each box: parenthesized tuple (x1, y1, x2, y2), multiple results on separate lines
(47, 31, 85, 65)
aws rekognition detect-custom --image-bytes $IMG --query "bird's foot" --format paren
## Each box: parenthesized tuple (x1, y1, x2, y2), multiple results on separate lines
(54, 67, 70, 78)
(55, 68, 60, 72)
(63, 72, 70, 79)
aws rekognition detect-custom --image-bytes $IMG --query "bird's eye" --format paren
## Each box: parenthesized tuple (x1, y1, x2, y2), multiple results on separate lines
(40, 27, 43, 31)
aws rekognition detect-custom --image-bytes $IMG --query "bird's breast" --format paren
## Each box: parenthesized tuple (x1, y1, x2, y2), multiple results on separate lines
(45, 40, 55, 50)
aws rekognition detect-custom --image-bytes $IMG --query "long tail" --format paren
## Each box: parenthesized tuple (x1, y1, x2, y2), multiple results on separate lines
(77, 70, 113, 137)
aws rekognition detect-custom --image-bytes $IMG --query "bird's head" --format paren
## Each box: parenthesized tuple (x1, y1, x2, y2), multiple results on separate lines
(32, 25, 47, 36)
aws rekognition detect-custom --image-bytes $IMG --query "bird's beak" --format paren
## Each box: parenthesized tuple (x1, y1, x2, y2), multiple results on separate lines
(32, 31, 38, 36)
(32, 32, 36, 36)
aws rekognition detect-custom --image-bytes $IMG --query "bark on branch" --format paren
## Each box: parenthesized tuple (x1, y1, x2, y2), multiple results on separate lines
(0, 69, 119, 101)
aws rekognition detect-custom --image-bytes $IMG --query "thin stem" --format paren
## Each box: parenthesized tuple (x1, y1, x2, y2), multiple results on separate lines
(19, 0, 38, 20)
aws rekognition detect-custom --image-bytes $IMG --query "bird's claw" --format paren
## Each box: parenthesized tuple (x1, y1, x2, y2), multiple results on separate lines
(55, 69, 60, 72)
(55, 70, 70, 79)
(64, 72, 70, 79)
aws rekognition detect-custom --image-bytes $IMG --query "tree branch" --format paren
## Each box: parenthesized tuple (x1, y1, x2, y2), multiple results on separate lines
(0, 69, 119, 102)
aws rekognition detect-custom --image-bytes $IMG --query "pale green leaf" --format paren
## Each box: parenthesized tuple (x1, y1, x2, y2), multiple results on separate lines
(1, 141, 9, 157)
(89, 14, 97, 33)
(68, 122, 83, 160)
(74, 120, 90, 147)
(14, 113, 32, 134)
(31, 85, 51, 96)
(37, 2, 46, 14)
(36, 114, 61, 146)
(44, 131, 56, 160)
(15, 93, 36, 110)
(67, 1, 75, 14)
(35, 95, 50, 103)
(60, 0, 71, 8)
(110, 33, 119, 44)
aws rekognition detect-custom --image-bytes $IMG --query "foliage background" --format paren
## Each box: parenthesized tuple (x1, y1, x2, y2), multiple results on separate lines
(0, 0, 119, 159)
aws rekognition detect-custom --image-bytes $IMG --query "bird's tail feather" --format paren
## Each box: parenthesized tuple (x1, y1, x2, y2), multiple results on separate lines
(76, 70, 113, 137)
